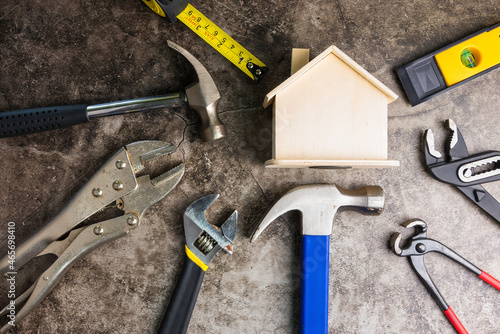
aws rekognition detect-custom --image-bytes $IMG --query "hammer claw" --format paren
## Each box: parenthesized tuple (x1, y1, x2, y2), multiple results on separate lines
(168, 41, 227, 141)
(251, 185, 385, 239)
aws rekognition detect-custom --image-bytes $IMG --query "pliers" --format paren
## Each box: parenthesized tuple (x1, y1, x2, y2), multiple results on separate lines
(424, 119, 500, 224)
(0, 141, 184, 332)
(390, 219, 500, 334)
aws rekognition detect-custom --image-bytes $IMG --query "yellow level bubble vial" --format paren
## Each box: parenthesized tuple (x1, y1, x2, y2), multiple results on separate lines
(460, 48, 476, 68)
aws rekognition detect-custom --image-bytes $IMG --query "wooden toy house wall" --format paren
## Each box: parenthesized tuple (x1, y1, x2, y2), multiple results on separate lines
(264, 45, 399, 168)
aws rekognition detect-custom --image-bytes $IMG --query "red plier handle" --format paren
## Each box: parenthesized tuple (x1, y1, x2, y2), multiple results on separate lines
(391, 219, 500, 334)
(443, 272, 500, 334)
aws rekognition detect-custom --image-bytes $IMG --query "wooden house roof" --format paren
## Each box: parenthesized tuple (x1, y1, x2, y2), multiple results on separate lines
(263, 45, 398, 108)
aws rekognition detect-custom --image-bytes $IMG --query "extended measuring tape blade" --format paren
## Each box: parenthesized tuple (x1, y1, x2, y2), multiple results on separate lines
(142, 0, 268, 82)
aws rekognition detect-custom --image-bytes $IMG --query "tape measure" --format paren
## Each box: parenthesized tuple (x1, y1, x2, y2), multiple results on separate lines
(142, 0, 268, 82)
(397, 22, 500, 106)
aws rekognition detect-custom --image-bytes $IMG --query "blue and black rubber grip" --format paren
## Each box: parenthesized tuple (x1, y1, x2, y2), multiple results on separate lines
(158, 250, 206, 334)
(0, 104, 89, 138)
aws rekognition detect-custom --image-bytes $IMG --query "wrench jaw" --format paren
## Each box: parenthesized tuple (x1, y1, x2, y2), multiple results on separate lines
(390, 232, 403, 255)
(125, 140, 177, 173)
(121, 141, 184, 217)
(444, 119, 469, 161)
(120, 163, 185, 218)
(423, 129, 444, 166)
(220, 211, 238, 253)
(390, 219, 428, 256)
(424, 119, 469, 167)
(401, 218, 427, 235)
(183, 195, 238, 266)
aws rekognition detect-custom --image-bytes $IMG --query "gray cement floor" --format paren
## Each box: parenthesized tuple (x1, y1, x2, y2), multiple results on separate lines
(0, 1, 499, 333)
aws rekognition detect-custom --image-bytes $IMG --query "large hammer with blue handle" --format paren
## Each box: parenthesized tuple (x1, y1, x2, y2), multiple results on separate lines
(251, 185, 384, 333)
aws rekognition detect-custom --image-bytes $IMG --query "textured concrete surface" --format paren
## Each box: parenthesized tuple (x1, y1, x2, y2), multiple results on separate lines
(0, 1, 499, 333)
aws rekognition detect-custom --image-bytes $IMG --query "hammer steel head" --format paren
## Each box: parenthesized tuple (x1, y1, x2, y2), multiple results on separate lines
(168, 41, 227, 142)
(183, 194, 238, 266)
(251, 185, 384, 240)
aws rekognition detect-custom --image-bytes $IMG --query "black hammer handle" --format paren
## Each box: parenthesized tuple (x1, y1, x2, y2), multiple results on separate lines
(158, 253, 206, 334)
(0, 104, 89, 138)
(0, 93, 185, 139)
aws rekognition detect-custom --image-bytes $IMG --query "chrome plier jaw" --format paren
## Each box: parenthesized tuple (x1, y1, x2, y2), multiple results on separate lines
(0, 141, 184, 332)
(424, 119, 500, 224)
(390, 219, 500, 334)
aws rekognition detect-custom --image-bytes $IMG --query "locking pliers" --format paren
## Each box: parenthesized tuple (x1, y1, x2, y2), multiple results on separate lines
(424, 119, 500, 224)
(390, 219, 500, 334)
(0, 141, 184, 332)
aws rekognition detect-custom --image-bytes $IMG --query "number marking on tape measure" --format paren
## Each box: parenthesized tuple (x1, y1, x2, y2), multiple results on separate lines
(177, 3, 268, 81)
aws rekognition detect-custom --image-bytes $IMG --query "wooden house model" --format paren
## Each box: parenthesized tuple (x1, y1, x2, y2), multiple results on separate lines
(263, 45, 399, 168)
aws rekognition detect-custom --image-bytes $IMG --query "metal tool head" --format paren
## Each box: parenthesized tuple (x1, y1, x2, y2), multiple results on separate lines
(121, 140, 184, 219)
(183, 194, 238, 266)
(125, 140, 177, 172)
(120, 164, 184, 220)
(390, 219, 428, 255)
(251, 185, 384, 240)
(444, 119, 469, 160)
(168, 41, 227, 142)
(423, 119, 470, 167)
(423, 128, 444, 166)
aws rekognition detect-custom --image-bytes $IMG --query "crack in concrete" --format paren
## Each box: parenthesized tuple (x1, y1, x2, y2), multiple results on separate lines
(212, 0, 277, 34)
(219, 105, 261, 114)
(334, 0, 353, 34)
(235, 159, 270, 203)
(0, 144, 73, 159)
(0, 3, 22, 21)
(249, 171, 270, 203)
(178, 187, 190, 201)
(169, 110, 199, 148)
(389, 103, 451, 119)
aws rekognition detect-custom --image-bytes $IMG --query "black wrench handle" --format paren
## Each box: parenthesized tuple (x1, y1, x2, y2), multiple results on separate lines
(158, 247, 206, 334)
(0, 104, 89, 138)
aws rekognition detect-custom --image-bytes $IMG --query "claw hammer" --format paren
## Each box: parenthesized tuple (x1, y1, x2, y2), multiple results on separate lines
(251, 185, 385, 334)
(0, 41, 226, 142)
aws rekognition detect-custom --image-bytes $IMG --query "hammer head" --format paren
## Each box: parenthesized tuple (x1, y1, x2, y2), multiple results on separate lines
(168, 41, 227, 142)
(184, 194, 238, 266)
(251, 185, 384, 240)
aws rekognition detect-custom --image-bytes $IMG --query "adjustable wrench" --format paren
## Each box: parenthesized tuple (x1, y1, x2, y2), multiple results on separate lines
(157, 194, 237, 334)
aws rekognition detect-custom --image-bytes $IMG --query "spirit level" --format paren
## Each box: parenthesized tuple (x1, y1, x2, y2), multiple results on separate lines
(397, 22, 500, 106)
